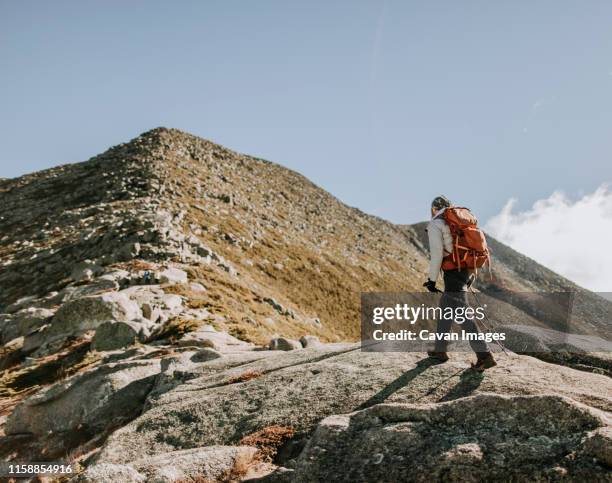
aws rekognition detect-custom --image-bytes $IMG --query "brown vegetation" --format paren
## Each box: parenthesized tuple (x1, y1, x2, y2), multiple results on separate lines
(228, 370, 263, 384)
(239, 425, 296, 462)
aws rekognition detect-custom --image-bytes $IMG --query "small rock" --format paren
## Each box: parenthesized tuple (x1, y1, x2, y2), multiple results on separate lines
(219, 261, 237, 276)
(224, 232, 239, 245)
(161, 294, 183, 310)
(269, 337, 302, 351)
(190, 348, 223, 362)
(141, 303, 161, 322)
(196, 245, 213, 258)
(178, 329, 253, 352)
(189, 282, 206, 292)
(243, 317, 257, 326)
(263, 297, 284, 313)
(159, 267, 188, 284)
(300, 335, 322, 348)
(218, 193, 233, 204)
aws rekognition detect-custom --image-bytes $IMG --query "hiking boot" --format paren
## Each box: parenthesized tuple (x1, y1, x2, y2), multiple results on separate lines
(471, 353, 496, 372)
(427, 351, 449, 362)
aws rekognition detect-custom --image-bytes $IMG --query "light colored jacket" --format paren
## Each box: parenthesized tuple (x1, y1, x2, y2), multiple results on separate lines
(427, 208, 453, 282)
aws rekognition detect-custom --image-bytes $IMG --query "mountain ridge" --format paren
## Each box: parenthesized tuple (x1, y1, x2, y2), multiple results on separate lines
(2, 127, 609, 341)
(0, 127, 430, 343)
(1, 127, 611, 480)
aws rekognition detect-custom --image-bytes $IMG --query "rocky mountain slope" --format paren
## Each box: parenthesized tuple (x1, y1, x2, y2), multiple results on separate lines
(0, 128, 428, 344)
(0, 128, 610, 481)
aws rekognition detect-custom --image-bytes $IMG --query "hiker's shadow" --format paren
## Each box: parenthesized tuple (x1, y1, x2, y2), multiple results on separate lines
(438, 370, 484, 402)
(357, 357, 438, 410)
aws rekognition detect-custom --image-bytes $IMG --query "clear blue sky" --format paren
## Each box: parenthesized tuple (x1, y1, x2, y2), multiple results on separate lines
(1, 1, 611, 223)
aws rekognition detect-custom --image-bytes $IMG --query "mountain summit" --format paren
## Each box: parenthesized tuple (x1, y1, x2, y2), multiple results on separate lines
(1, 127, 430, 343)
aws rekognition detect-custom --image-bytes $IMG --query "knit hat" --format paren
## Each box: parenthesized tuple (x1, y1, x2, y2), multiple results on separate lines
(431, 195, 452, 211)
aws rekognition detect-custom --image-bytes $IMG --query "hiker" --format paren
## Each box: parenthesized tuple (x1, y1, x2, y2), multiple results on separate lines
(423, 195, 496, 371)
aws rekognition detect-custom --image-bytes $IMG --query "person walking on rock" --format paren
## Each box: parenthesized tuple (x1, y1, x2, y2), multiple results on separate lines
(423, 195, 496, 372)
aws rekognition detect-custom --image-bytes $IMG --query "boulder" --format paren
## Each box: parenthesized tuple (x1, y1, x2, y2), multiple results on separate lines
(0, 307, 54, 343)
(269, 337, 302, 351)
(92, 320, 151, 351)
(159, 268, 188, 285)
(191, 347, 223, 362)
(2, 336, 24, 352)
(49, 292, 142, 338)
(70, 260, 103, 283)
(161, 294, 183, 311)
(141, 303, 162, 322)
(22, 327, 49, 353)
(289, 394, 610, 481)
(5, 359, 161, 437)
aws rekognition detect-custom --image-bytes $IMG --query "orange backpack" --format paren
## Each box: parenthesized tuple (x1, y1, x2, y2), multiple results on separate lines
(441, 207, 490, 271)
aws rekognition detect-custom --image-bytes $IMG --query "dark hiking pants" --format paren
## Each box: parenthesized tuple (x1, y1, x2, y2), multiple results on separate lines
(434, 269, 490, 356)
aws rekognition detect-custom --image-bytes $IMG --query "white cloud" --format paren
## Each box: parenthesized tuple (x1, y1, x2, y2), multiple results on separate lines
(485, 185, 612, 292)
